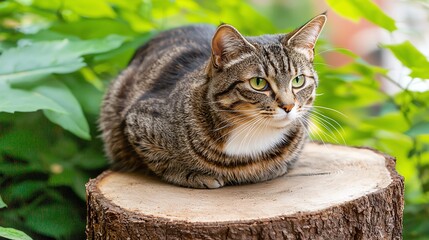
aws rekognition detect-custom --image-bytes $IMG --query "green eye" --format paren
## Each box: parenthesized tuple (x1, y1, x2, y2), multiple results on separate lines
(292, 75, 305, 88)
(249, 77, 268, 91)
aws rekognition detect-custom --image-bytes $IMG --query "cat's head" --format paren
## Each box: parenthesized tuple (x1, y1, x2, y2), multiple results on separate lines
(207, 13, 326, 129)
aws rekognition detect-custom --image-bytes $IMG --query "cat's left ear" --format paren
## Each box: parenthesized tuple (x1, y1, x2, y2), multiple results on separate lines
(211, 24, 256, 69)
(283, 13, 327, 61)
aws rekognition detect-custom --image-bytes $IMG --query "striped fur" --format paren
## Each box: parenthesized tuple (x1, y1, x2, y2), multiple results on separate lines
(100, 14, 327, 188)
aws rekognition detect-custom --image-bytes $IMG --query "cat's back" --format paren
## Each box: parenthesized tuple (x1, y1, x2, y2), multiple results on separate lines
(106, 25, 215, 115)
(132, 24, 216, 67)
(134, 25, 214, 93)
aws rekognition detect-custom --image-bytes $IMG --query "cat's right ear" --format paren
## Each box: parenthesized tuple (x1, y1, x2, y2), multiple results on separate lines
(283, 13, 327, 61)
(211, 24, 255, 69)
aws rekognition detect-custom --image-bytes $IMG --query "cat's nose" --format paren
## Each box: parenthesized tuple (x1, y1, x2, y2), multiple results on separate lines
(281, 103, 295, 113)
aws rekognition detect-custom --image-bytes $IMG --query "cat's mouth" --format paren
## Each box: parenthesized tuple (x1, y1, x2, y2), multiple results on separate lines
(264, 107, 298, 128)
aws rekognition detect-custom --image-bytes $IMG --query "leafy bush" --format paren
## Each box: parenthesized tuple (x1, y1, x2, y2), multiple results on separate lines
(0, 0, 427, 239)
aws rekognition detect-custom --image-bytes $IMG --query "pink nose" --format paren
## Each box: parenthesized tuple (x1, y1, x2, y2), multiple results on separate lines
(282, 103, 295, 113)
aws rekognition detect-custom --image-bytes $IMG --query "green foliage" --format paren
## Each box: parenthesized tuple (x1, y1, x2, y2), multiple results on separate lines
(0, 196, 6, 208)
(0, 0, 427, 239)
(0, 226, 33, 240)
(0, 35, 126, 138)
(325, 1, 429, 238)
(0, 197, 33, 240)
(384, 41, 429, 79)
(25, 204, 82, 238)
(325, 0, 397, 32)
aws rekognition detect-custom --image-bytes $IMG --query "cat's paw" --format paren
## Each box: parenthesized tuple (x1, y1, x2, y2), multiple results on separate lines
(188, 174, 225, 189)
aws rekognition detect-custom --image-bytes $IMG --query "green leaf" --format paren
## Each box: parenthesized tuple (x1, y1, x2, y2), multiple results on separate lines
(47, 160, 91, 199)
(0, 35, 126, 84)
(121, 11, 155, 32)
(372, 130, 413, 162)
(6, 180, 46, 201)
(48, 167, 74, 187)
(48, 166, 89, 199)
(380, 100, 398, 115)
(0, 195, 7, 208)
(72, 170, 90, 200)
(383, 41, 429, 79)
(0, 41, 85, 84)
(0, 163, 44, 176)
(63, 0, 116, 18)
(396, 46, 429, 77)
(0, 41, 14, 52)
(406, 122, 429, 137)
(20, 30, 79, 43)
(0, 80, 90, 139)
(64, 75, 104, 115)
(107, 0, 142, 11)
(0, 1, 18, 15)
(58, 35, 127, 56)
(31, 0, 61, 10)
(94, 32, 155, 62)
(72, 149, 107, 170)
(24, 204, 82, 238)
(325, 0, 397, 32)
(366, 112, 409, 132)
(51, 20, 135, 39)
(49, 137, 79, 159)
(0, 82, 66, 114)
(0, 226, 32, 240)
(32, 80, 90, 139)
(0, 122, 52, 162)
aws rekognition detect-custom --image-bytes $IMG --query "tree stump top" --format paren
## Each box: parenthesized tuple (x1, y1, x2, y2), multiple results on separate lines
(90, 143, 398, 223)
(86, 143, 404, 239)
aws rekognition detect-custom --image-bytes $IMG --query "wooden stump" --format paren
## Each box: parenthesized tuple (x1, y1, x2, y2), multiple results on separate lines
(86, 143, 404, 240)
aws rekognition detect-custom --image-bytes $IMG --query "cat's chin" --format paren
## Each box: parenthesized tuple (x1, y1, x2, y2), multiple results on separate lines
(268, 117, 295, 129)
(266, 107, 299, 127)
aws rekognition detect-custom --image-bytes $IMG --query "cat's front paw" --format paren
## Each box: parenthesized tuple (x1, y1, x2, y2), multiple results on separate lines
(187, 174, 225, 189)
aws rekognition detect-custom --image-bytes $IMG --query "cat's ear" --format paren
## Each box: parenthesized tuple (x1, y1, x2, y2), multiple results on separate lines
(283, 13, 327, 61)
(211, 24, 255, 69)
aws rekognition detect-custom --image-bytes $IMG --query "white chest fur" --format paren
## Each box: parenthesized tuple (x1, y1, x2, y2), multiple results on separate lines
(223, 123, 288, 158)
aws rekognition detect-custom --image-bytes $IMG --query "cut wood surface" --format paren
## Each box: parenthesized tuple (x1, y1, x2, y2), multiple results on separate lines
(86, 143, 404, 239)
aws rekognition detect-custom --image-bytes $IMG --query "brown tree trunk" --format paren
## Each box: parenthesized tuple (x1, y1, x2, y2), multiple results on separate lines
(86, 143, 404, 240)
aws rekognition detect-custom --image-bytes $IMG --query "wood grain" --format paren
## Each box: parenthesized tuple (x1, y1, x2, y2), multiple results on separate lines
(86, 143, 404, 239)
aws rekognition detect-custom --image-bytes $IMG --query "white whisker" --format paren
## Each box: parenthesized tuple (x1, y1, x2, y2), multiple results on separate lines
(310, 109, 345, 134)
(310, 114, 345, 145)
(305, 119, 332, 145)
(215, 115, 260, 144)
(212, 112, 259, 132)
(310, 105, 348, 118)
(312, 62, 331, 67)
(314, 47, 351, 57)
(237, 116, 265, 156)
(227, 116, 262, 150)
(298, 118, 327, 149)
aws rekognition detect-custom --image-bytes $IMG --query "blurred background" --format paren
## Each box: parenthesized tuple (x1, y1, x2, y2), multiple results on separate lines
(0, 0, 428, 239)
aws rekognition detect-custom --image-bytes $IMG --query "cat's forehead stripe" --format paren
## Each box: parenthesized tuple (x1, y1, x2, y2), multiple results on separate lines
(223, 53, 254, 69)
(262, 45, 279, 77)
(288, 57, 296, 75)
(280, 48, 290, 73)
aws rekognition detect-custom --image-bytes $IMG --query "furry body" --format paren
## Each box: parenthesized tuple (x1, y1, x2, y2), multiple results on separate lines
(100, 15, 326, 188)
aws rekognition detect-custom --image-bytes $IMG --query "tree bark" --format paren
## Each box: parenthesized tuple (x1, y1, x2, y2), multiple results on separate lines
(86, 143, 404, 240)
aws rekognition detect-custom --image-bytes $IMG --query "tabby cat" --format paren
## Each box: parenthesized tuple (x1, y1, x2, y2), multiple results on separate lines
(100, 14, 327, 188)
